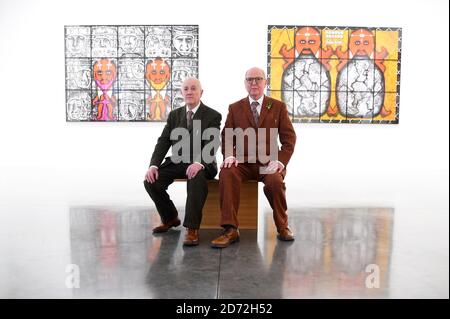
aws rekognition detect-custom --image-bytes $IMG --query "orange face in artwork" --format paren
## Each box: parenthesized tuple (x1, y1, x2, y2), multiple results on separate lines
(146, 58, 170, 90)
(295, 26, 321, 56)
(93, 59, 117, 90)
(349, 28, 375, 57)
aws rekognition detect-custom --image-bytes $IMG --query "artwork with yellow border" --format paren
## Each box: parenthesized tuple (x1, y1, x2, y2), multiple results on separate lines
(268, 26, 402, 124)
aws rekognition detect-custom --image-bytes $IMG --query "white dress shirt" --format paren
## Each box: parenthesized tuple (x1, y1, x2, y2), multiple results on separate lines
(186, 102, 201, 116)
(248, 95, 264, 115)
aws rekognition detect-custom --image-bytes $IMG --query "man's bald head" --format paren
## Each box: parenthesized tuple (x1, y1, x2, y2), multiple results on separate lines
(182, 77, 202, 91)
(245, 67, 266, 79)
(181, 77, 203, 109)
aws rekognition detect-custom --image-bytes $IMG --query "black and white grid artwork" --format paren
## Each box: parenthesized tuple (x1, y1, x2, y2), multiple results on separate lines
(65, 25, 199, 122)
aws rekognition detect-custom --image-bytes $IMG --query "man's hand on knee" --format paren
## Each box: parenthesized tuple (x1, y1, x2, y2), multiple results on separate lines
(266, 160, 284, 173)
(221, 156, 238, 169)
(186, 162, 204, 179)
(145, 166, 159, 183)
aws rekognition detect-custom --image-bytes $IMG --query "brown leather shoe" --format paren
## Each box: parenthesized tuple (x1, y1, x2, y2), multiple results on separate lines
(277, 227, 295, 241)
(183, 228, 199, 246)
(152, 217, 181, 233)
(211, 228, 240, 248)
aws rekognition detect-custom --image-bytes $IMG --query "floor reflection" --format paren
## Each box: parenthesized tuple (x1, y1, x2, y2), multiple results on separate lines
(258, 207, 394, 298)
(69, 206, 394, 298)
(69, 207, 155, 298)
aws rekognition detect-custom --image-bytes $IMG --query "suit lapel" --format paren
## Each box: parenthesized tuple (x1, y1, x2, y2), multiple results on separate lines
(179, 106, 188, 129)
(193, 103, 204, 120)
(188, 103, 204, 133)
(258, 96, 268, 127)
(243, 98, 257, 127)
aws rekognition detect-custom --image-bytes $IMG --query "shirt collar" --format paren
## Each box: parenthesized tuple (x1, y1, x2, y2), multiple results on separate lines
(186, 102, 201, 114)
(248, 95, 264, 106)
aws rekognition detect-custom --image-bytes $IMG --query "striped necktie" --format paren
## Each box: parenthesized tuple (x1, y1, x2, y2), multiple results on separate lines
(250, 101, 259, 126)
(187, 110, 193, 130)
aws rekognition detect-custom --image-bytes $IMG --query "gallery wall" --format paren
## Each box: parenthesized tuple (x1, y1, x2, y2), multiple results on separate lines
(0, 0, 448, 207)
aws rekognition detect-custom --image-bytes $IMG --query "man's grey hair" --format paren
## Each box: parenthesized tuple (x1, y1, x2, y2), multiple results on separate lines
(182, 77, 202, 90)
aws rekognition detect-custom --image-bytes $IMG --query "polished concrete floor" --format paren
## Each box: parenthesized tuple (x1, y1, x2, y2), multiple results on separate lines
(65, 207, 395, 299)
(0, 172, 448, 299)
(1, 203, 448, 298)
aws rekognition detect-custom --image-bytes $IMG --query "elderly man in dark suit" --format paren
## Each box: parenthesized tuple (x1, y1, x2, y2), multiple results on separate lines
(144, 77, 221, 246)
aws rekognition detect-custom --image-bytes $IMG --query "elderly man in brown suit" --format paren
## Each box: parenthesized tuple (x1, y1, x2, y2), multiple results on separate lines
(211, 67, 297, 248)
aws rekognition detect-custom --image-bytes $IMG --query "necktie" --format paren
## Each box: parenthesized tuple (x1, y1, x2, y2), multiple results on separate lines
(187, 110, 193, 130)
(250, 101, 259, 126)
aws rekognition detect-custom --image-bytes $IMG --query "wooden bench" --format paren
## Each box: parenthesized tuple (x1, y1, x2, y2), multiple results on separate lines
(175, 179, 258, 229)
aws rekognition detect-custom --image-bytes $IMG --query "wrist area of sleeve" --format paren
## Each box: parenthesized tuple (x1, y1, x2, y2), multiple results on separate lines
(194, 162, 205, 169)
(276, 161, 285, 169)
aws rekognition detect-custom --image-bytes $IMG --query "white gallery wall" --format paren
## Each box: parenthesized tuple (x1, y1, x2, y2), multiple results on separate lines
(0, 0, 448, 208)
(0, 0, 448, 299)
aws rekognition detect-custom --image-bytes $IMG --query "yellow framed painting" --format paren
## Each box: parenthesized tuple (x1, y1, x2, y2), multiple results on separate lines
(268, 26, 402, 124)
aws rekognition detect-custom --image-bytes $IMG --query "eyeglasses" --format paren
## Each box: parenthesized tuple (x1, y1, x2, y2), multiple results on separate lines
(245, 77, 265, 83)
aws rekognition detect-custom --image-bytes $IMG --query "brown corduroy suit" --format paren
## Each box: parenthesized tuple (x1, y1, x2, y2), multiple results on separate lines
(219, 95, 296, 230)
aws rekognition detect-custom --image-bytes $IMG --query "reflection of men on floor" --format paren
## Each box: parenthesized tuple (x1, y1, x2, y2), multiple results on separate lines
(221, 238, 289, 298)
(144, 78, 222, 246)
(145, 232, 180, 298)
(211, 67, 297, 248)
(146, 232, 218, 298)
(99, 210, 118, 268)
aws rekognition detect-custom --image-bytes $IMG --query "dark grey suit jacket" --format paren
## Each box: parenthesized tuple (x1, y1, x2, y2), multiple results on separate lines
(149, 102, 222, 178)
